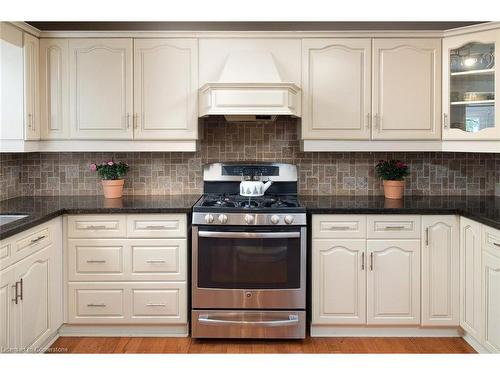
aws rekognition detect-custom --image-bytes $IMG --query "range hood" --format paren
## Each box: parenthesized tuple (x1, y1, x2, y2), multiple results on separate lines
(199, 51, 301, 121)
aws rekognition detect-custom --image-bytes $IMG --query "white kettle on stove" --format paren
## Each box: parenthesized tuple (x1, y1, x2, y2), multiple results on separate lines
(240, 175, 273, 197)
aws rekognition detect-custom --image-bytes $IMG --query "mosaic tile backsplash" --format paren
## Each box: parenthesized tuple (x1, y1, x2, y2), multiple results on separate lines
(1, 116, 500, 200)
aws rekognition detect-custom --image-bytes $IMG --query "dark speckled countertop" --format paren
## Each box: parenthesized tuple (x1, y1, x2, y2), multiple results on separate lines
(299, 195, 500, 230)
(1, 194, 499, 240)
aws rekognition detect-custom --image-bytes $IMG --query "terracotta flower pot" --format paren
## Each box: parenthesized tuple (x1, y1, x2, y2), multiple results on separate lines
(383, 180, 405, 200)
(101, 179, 125, 199)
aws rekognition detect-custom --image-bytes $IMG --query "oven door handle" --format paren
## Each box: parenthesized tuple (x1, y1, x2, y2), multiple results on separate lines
(198, 314, 300, 327)
(198, 231, 300, 239)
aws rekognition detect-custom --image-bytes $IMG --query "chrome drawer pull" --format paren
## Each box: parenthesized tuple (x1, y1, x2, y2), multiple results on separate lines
(11, 283, 19, 304)
(383, 225, 406, 230)
(361, 252, 365, 270)
(85, 225, 107, 230)
(30, 235, 47, 244)
(146, 303, 166, 307)
(370, 253, 374, 271)
(87, 303, 106, 307)
(329, 225, 352, 230)
(86, 260, 106, 264)
(493, 242, 500, 247)
(144, 225, 168, 229)
(198, 314, 299, 327)
(146, 260, 166, 264)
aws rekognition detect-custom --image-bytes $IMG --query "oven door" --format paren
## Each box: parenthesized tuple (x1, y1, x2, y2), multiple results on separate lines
(192, 226, 306, 309)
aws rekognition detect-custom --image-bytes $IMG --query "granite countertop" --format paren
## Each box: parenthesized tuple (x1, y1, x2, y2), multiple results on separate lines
(299, 195, 500, 230)
(1, 194, 499, 240)
(0, 195, 202, 240)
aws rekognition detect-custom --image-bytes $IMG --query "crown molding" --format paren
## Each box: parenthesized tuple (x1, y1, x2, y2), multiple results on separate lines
(444, 21, 500, 37)
(10, 21, 41, 37)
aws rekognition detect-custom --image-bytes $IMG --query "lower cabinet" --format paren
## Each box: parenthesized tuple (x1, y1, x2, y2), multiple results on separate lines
(482, 252, 500, 353)
(366, 240, 421, 325)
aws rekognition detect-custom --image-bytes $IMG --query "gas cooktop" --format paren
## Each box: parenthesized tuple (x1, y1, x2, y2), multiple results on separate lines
(193, 194, 305, 213)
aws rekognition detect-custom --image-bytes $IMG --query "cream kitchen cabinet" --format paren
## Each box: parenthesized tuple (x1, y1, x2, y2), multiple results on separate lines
(133, 39, 198, 140)
(366, 239, 421, 325)
(23, 32, 40, 140)
(482, 251, 500, 352)
(372, 39, 442, 140)
(421, 216, 459, 326)
(301, 39, 371, 140)
(312, 238, 366, 324)
(442, 28, 500, 140)
(69, 39, 133, 139)
(0, 218, 63, 352)
(459, 217, 483, 341)
(40, 39, 69, 139)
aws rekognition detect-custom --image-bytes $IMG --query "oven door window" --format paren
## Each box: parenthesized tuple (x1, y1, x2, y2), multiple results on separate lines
(197, 229, 301, 289)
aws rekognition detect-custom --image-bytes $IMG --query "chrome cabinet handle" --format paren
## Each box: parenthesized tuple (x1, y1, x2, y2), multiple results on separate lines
(425, 227, 429, 246)
(373, 114, 380, 130)
(86, 260, 106, 264)
(144, 225, 167, 230)
(366, 113, 371, 129)
(85, 225, 106, 230)
(11, 283, 19, 304)
(443, 113, 449, 129)
(133, 113, 139, 129)
(27, 113, 33, 129)
(370, 253, 374, 271)
(146, 259, 166, 264)
(126, 113, 131, 129)
(19, 278, 23, 301)
(384, 225, 406, 230)
(87, 304, 106, 307)
(329, 225, 352, 231)
(198, 314, 299, 327)
(493, 242, 500, 247)
(146, 303, 166, 307)
(361, 252, 365, 270)
(30, 235, 47, 244)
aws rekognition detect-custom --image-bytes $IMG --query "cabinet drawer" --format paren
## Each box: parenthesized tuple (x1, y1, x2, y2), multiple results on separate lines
(367, 215, 421, 239)
(483, 225, 500, 257)
(131, 240, 186, 280)
(74, 289, 124, 317)
(127, 214, 186, 238)
(15, 226, 51, 256)
(67, 215, 126, 238)
(68, 239, 124, 279)
(312, 215, 366, 238)
(132, 289, 181, 317)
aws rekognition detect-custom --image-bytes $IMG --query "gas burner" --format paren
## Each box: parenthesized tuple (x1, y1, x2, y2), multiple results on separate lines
(262, 197, 298, 208)
(239, 200, 259, 209)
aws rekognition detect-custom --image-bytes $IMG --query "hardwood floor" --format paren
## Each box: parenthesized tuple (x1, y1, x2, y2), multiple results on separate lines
(48, 336, 476, 354)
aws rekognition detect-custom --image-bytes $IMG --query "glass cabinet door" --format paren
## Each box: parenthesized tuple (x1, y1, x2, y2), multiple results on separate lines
(443, 29, 500, 140)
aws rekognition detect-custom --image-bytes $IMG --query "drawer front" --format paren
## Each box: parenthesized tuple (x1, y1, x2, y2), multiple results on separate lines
(312, 215, 366, 238)
(15, 226, 52, 256)
(0, 243, 11, 261)
(367, 215, 421, 239)
(127, 214, 187, 238)
(483, 225, 500, 257)
(131, 240, 186, 280)
(132, 289, 181, 317)
(68, 240, 124, 280)
(67, 215, 126, 238)
(74, 289, 124, 317)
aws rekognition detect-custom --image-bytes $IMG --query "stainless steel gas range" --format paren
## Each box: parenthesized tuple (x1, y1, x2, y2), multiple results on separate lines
(191, 162, 306, 339)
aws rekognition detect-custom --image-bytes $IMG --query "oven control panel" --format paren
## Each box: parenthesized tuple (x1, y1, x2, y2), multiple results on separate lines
(193, 212, 307, 226)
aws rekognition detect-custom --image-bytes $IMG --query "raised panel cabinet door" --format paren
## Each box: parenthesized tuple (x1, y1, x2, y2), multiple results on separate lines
(442, 29, 500, 140)
(23, 32, 40, 140)
(40, 39, 69, 139)
(312, 239, 366, 324)
(459, 217, 482, 341)
(366, 239, 421, 325)
(0, 267, 16, 352)
(372, 39, 441, 140)
(482, 251, 500, 353)
(301, 39, 371, 140)
(69, 39, 133, 139)
(134, 39, 198, 140)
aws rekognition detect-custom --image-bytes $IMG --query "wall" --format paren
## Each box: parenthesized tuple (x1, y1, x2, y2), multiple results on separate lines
(1, 117, 499, 199)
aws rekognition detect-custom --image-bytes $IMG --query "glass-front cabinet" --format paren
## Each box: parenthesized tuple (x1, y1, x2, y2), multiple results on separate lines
(443, 29, 500, 140)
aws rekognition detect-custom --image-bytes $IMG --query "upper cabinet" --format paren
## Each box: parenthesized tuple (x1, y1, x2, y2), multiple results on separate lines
(40, 39, 69, 139)
(301, 39, 371, 140)
(69, 39, 133, 139)
(372, 39, 441, 140)
(23, 33, 40, 140)
(133, 39, 198, 140)
(443, 29, 500, 140)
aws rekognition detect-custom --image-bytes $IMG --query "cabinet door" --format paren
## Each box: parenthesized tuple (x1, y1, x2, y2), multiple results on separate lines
(312, 239, 366, 324)
(442, 29, 500, 140)
(421, 216, 459, 326)
(40, 39, 69, 139)
(367, 239, 420, 325)
(133, 39, 198, 140)
(69, 39, 133, 139)
(372, 39, 441, 140)
(23, 32, 40, 140)
(459, 217, 482, 341)
(301, 39, 371, 140)
(482, 251, 500, 353)
(0, 267, 15, 352)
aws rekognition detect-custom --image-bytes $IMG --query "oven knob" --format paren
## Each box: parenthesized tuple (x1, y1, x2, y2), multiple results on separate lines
(270, 215, 280, 224)
(218, 214, 228, 224)
(244, 214, 255, 224)
(284, 215, 294, 225)
(204, 214, 214, 224)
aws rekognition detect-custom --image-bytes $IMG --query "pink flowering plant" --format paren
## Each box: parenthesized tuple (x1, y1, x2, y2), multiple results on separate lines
(89, 160, 129, 180)
(375, 160, 409, 181)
